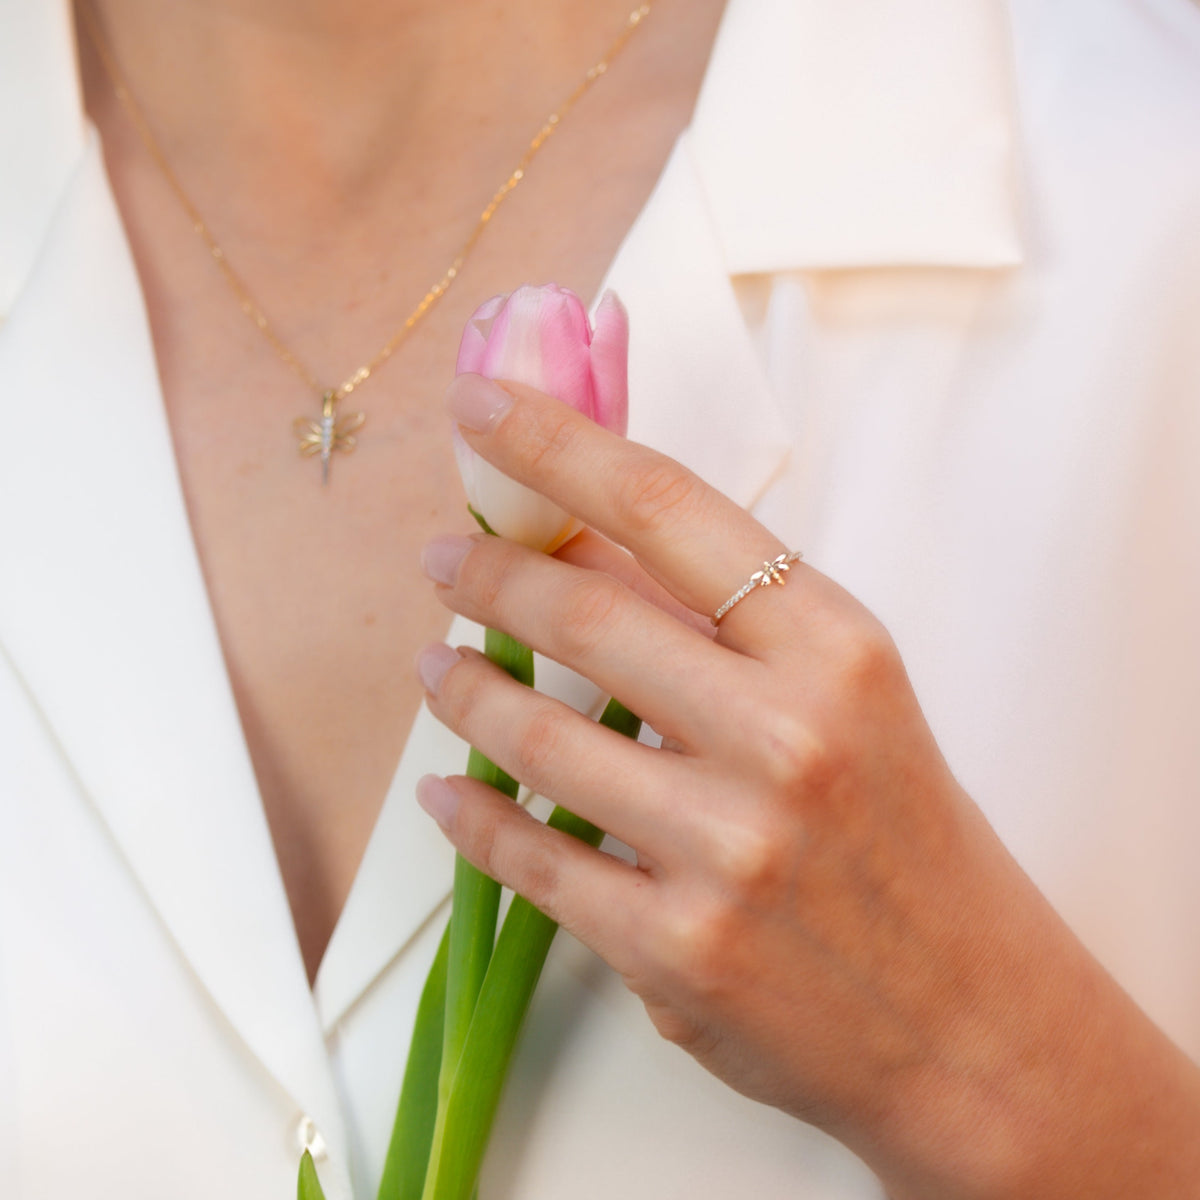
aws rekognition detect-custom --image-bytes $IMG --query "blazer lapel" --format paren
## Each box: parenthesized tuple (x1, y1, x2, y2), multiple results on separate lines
(0, 0, 85, 316)
(0, 135, 350, 1189)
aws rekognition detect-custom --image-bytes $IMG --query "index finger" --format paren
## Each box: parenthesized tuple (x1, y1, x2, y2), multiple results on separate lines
(447, 373, 810, 649)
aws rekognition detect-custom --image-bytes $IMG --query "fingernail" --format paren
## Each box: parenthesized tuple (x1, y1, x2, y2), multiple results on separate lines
(421, 534, 473, 585)
(416, 642, 461, 694)
(446, 373, 514, 432)
(417, 774, 460, 828)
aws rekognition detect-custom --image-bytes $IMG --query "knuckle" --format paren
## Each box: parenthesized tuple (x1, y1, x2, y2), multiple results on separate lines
(453, 792, 566, 912)
(712, 821, 788, 898)
(468, 543, 519, 611)
(523, 409, 584, 477)
(615, 458, 705, 536)
(753, 707, 834, 793)
(494, 825, 565, 917)
(656, 899, 739, 998)
(437, 656, 486, 726)
(645, 1004, 715, 1056)
(454, 790, 567, 918)
(456, 803, 502, 878)
(556, 576, 624, 659)
(513, 702, 573, 785)
(832, 613, 902, 694)
(512, 852, 564, 917)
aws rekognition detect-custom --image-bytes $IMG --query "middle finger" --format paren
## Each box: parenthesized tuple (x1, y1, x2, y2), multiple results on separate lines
(421, 531, 748, 751)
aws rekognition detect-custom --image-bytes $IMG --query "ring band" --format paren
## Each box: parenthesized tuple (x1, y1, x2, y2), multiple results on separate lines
(712, 551, 804, 624)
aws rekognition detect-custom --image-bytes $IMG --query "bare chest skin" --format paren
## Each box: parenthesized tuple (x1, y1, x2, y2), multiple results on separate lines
(78, 0, 725, 983)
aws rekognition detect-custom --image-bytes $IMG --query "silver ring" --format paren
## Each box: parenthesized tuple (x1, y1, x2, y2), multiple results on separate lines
(712, 551, 804, 624)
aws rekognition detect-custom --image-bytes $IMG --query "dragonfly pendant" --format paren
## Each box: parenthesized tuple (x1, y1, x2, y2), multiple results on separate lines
(294, 391, 366, 484)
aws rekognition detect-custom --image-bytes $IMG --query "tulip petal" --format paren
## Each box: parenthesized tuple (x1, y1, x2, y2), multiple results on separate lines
(450, 284, 628, 553)
(456, 293, 509, 375)
(451, 427, 480, 509)
(535, 286, 595, 417)
(479, 286, 594, 414)
(587, 290, 630, 436)
(468, 456, 581, 552)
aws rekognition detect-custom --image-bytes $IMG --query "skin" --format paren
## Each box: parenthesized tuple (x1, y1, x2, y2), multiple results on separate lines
(77, 0, 726, 982)
(416, 376, 1200, 1199)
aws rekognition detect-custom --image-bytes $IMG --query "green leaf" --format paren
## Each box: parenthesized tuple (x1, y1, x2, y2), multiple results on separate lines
(423, 698, 641, 1200)
(297, 1150, 326, 1200)
(376, 924, 450, 1200)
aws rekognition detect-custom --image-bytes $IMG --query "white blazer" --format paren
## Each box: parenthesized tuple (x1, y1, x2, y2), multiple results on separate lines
(3, 1, 1199, 1197)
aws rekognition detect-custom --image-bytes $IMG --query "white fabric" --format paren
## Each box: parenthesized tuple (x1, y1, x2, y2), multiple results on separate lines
(2, 0, 1199, 1196)
(0, 0, 84, 316)
(689, 0, 1023, 271)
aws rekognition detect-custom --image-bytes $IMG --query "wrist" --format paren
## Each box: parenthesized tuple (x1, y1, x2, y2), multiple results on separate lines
(856, 899, 1200, 1200)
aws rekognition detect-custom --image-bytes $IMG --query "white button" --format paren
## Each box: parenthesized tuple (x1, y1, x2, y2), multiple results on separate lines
(294, 1114, 328, 1163)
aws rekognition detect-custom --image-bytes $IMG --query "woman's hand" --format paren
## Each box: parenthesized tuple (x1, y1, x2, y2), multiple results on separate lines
(415, 374, 1200, 1200)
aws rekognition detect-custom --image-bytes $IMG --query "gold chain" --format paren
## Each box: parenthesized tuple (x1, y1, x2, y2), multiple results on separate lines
(81, 3, 651, 481)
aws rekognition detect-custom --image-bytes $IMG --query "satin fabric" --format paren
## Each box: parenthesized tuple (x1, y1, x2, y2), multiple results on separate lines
(2, 0, 1199, 1196)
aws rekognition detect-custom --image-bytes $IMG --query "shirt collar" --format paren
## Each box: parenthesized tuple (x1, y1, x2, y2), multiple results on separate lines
(690, 0, 1024, 273)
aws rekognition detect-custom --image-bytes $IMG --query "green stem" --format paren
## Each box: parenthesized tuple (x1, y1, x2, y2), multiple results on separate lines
(424, 699, 641, 1200)
(421, 628, 534, 1200)
(297, 1150, 326, 1200)
(376, 924, 450, 1200)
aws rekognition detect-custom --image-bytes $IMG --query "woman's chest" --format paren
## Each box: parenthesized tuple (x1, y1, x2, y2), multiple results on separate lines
(92, 12, 727, 976)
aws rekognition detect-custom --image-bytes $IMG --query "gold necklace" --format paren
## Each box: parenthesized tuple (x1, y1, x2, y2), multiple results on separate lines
(81, 3, 651, 484)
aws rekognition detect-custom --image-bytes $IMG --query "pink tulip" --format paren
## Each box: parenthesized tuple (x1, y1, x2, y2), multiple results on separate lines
(454, 284, 629, 551)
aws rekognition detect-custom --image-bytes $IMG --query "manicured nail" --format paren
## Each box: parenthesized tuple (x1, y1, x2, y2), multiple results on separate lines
(417, 774, 461, 828)
(421, 534, 472, 585)
(446, 373, 514, 432)
(416, 643, 461, 694)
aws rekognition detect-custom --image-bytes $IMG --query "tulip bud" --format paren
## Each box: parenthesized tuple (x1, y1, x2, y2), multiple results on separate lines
(453, 284, 629, 552)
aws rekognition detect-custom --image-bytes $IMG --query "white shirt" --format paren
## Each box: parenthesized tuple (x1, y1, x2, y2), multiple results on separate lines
(1, 1, 1198, 1196)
